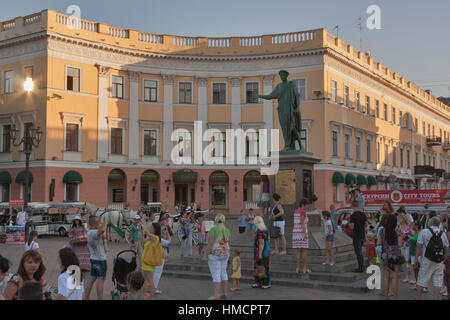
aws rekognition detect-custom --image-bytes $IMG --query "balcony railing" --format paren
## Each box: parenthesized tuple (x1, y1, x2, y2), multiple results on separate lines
(414, 165, 435, 175)
(443, 142, 450, 151)
(426, 136, 442, 146)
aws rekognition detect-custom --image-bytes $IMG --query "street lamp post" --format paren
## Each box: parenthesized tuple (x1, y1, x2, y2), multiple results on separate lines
(10, 124, 43, 209)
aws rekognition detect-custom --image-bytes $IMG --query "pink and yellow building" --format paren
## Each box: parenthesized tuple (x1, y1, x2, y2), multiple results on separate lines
(0, 10, 449, 213)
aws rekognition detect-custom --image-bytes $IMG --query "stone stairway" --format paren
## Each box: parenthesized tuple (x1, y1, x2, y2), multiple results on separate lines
(164, 215, 370, 293)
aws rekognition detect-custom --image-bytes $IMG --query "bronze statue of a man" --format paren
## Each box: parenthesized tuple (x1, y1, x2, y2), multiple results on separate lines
(259, 70, 303, 152)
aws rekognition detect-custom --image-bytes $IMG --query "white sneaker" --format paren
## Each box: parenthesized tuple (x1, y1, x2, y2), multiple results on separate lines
(262, 285, 272, 289)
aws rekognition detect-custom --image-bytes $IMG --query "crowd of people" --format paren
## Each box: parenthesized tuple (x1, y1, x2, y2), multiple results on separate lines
(0, 193, 449, 301)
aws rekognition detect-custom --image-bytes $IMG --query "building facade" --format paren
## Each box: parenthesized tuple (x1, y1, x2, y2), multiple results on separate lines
(0, 10, 449, 213)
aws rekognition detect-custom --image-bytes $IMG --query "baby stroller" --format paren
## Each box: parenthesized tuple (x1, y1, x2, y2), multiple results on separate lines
(111, 250, 137, 300)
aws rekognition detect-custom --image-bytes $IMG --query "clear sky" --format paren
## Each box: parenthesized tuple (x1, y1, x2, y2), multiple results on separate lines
(2, 0, 450, 97)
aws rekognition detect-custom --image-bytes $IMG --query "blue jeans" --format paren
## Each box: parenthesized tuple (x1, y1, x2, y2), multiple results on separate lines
(90, 259, 107, 279)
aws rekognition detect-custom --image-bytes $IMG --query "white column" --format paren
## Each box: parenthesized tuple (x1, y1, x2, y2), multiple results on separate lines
(197, 77, 208, 162)
(162, 75, 174, 163)
(230, 77, 241, 130)
(263, 75, 274, 149)
(97, 65, 110, 162)
(128, 71, 140, 163)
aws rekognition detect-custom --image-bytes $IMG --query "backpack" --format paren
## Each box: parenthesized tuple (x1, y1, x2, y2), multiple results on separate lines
(424, 228, 445, 263)
(143, 237, 163, 266)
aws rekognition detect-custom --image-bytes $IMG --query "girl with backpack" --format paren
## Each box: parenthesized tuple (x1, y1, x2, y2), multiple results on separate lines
(140, 217, 163, 300)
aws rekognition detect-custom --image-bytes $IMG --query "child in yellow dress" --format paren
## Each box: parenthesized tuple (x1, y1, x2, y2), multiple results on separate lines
(230, 249, 241, 291)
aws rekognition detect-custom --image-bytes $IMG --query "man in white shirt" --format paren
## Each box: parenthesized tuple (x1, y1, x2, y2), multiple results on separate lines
(16, 210, 27, 226)
(416, 216, 449, 300)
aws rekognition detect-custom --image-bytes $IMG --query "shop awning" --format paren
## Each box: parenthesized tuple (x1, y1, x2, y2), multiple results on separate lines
(244, 171, 261, 183)
(210, 171, 229, 183)
(332, 172, 345, 184)
(367, 176, 378, 186)
(0, 172, 12, 184)
(15, 171, 34, 184)
(63, 171, 83, 184)
(356, 175, 368, 186)
(345, 173, 356, 185)
(173, 169, 198, 183)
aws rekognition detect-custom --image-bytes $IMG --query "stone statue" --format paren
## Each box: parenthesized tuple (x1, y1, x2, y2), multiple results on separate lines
(259, 70, 303, 152)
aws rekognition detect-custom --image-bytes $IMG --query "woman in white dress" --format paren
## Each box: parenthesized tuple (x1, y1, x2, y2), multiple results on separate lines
(292, 199, 310, 274)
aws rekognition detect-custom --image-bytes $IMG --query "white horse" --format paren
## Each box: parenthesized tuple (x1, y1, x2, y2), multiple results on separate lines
(85, 203, 125, 242)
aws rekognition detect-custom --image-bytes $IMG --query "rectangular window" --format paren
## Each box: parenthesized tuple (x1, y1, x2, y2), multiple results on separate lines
(67, 67, 80, 92)
(332, 131, 338, 157)
(439, 128, 442, 138)
(392, 107, 396, 124)
(399, 111, 403, 127)
(384, 104, 388, 121)
(213, 83, 226, 104)
(415, 118, 418, 132)
(112, 189, 124, 203)
(428, 124, 431, 136)
(415, 152, 419, 166)
(144, 79, 157, 102)
(111, 75, 124, 99)
(356, 137, 362, 161)
(2, 125, 11, 153)
(367, 139, 372, 163)
(65, 124, 79, 152)
(294, 79, 307, 101)
(143, 129, 157, 156)
(375, 100, 380, 118)
(246, 82, 259, 104)
(213, 131, 227, 158)
(432, 125, 435, 136)
(179, 82, 192, 104)
(4, 71, 14, 94)
(331, 80, 338, 103)
(66, 184, 78, 202)
(178, 131, 192, 158)
(366, 96, 371, 115)
(344, 86, 350, 107)
(344, 134, 350, 159)
(400, 148, 404, 168)
(385, 145, 389, 165)
(355, 91, 360, 110)
(111, 128, 123, 155)
(424, 154, 427, 166)
(407, 150, 411, 169)
(300, 129, 307, 152)
(377, 142, 380, 163)
(393, 147, 397, 167)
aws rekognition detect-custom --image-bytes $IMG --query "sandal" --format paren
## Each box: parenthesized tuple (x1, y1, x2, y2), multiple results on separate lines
(322, 262, 329, 265)
(208, 296, 220, 300)
(305, 269, 312, 274)
(220, 295, 228, 299)
(230, 288, 237, 292)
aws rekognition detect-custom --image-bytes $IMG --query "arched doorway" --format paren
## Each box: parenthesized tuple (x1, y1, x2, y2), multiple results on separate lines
(108, 169, 126, 205)
(243, 171, 261, 203)
(210, 171, 229, 209)
(141, 170, 160, 205)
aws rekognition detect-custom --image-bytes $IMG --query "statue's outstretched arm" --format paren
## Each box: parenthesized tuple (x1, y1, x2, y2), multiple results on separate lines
(259, 85, 280, 100)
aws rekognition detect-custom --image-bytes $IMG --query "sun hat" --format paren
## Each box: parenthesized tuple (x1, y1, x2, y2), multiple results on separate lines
(133, 215, 142, 220)
(73, 216, 82, 221)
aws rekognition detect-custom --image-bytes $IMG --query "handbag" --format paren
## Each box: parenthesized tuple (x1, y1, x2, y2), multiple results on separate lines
(143, 237, 163, 266)
(254, 261, 266, 279)
(269, 225, 280, 239)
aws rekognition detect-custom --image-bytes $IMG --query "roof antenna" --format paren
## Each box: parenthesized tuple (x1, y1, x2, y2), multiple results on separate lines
(333, 25, 340, 38)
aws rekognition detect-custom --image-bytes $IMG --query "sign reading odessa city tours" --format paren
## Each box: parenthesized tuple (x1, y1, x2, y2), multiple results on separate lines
(9, 199, 25, 207)
(6, 226, 25, 244)
(362, 190, 450, 205)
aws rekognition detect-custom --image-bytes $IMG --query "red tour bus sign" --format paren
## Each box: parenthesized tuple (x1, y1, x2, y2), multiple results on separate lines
(9, 199, 25, 207)
(362, 190, 450, 205)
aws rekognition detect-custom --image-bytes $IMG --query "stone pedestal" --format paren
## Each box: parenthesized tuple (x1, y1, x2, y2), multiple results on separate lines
(270, 151, 321, 215)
